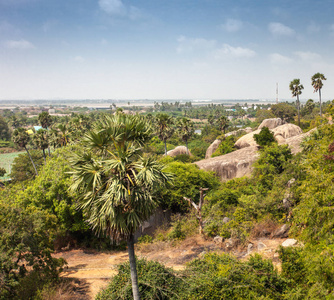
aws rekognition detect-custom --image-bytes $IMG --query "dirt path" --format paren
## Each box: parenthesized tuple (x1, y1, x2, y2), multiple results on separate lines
(54, 236, 285, 299)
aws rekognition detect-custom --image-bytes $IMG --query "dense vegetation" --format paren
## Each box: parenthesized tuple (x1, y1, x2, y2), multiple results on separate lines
(0, 96, 333, 299)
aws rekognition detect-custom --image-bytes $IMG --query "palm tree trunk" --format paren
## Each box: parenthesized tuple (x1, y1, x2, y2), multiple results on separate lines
(297, 95, 300, 126)
(186, 140, 189, 155)
(127, 234, 141, 300)
(164, 140, 167, 156)
(24, 146, 38, 176)
(319, 89, 322, 117)
(42, 149, 46, 164)
(48, 146, 51, 157)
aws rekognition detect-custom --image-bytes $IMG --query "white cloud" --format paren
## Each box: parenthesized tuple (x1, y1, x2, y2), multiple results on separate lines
(214, 44, 256, 59)
(221, 19, 243, 32)
(99, 0, 126, 15)
(269, 53, 292, 64)
(4, 39, 35, 49)
(177, 36, 217, 53)
(74, 56, 85, 62)
(269, 22, 295, 37)
(294, 51, 321, 61)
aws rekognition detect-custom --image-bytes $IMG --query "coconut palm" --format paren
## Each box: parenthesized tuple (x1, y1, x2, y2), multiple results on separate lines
(12, 128, 38, 176)
(155, 113, 175, 155)
(216, 115, 229, 133)
(177, 117, 194, 154)
(289, 79, 304, 126)
(311, 73, 327, 117)
(69, 114, 170, 300)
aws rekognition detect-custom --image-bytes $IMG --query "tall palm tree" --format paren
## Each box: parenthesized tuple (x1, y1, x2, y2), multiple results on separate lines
(69, 114, 170, 300)
(38, 112, 53, 156)
(155, 113, 175, 155)
(33, 129, 49, 164)
(289, 79, 304, 126)
(177, 117, 194, 155)
(311, 72, 327, 117)
(12, 128, 38, 176)
(216, 115, 229, 133)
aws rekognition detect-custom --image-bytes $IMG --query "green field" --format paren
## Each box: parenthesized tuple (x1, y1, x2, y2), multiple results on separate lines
(0, 151, 24, 177)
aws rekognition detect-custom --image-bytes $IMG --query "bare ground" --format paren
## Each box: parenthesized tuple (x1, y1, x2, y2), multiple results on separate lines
(53, 235, 285, 299)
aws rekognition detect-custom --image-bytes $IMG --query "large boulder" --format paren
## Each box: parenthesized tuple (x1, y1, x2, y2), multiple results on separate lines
(258, 118, 284, 130)
(167, 146, 192, 157)
(225, 127, 253, 137)
(279, 128, 316, 154)
(234, 129, 261, 149)
(272, 124, 303, 140)
(234, 123, 303, 149)
(205, 139, 222, 159)
(195, 146, 259, 182)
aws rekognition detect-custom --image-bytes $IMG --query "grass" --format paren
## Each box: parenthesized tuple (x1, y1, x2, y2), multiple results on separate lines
(0, 151, 24, 178)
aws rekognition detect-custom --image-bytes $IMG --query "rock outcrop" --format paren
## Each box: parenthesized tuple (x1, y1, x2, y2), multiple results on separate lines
(279, 128, 316, 154)
(225, 127, 253, 137)
(195, 146, 259, 182)
(234, 123, 303, 149)
(167, 146, 192, 157)
(205, 139, 222, 159)
(258, 118, 284, 130)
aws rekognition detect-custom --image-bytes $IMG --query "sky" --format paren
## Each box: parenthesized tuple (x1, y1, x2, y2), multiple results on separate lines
(0, 0, 334, 101)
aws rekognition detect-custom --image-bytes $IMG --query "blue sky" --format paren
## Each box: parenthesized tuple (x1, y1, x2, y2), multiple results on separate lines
(0, 0, 334, 101)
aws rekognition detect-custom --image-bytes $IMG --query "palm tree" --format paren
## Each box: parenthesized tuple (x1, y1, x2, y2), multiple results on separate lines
(33, 129, 49, 163)
(311, 73, 327, 117)
(12, 128, 38, 176)
(177, 117, 194, 154)
(69, 114, 170, 300)
(155, 113, 174, 155)
(289, 79, 304, 126)
(216, 115, 229, 133)
(38, 112, 53, 156)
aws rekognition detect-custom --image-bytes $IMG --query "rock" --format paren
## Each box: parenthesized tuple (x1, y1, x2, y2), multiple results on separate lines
(257, 242, 267, 250)
(283, 198, 292, 209)
(272, 224, 290, 238)
(247, 243, 254, 254)
(287, 178, 296, 188)
(280, 128, 317, 154)
(234, 123, 303, 150)
(222, 217, 231, 224)
(225, 238, 239, 250)
(195, 146, 259, 182)
(234, 129, 261, 149)
(167, 146, 192, 157)
(205, 139, 222, 159)
(225, 127, 253, 137)
(281, 238, 298, 247)
(272, 124, 303, 140)
(258, 118, 284, 130)
(213, 236, 224, 245)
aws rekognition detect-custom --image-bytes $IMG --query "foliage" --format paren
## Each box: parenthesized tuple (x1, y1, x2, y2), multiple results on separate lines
(0, 199, 65, 300)
(96, 258, 183, 300)
(0, 116, 10, 141)
(212, 136, 236, 157)
(10, 150, 44, 182)
(157, 162, 220, 213)
(253, 126, 276, 147)
(271, 103, 297, 123)
(182, 253, 287, 300)
(255, 109, 275, 123)
(0, 167, 6, 177)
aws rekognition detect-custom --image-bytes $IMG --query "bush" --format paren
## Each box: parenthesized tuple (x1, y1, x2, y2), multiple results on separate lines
(253, 126, 276, 147)
(96, 258, 183, 300)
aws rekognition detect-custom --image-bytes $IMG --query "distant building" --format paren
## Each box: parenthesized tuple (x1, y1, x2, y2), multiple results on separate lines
(48, 108, 56, 114)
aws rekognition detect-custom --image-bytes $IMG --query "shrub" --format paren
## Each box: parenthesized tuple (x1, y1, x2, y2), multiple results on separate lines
(96, 258, 183, 300)
(253, 126, 276, 147)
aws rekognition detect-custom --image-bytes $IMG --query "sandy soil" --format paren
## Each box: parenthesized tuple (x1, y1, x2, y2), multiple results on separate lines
(54, 235, 285, 299)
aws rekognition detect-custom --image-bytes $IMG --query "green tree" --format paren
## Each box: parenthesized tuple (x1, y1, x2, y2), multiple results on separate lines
(12, 128, 38, 176)
(38, 112, 53, 156)
(311, 72, 326, 117)
(216, 115, 229, 133)
(177, 117, 194, 154)
(0, 116, 10, 141)
(289, 79, 304, 126)
(69, 114, 170, 300)
(253, 127, 276, 147)
(271, 103, 297, 122)
(155, 113, 175, 155)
